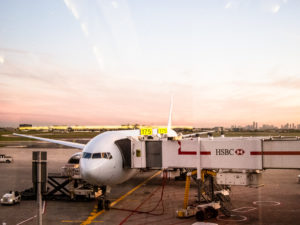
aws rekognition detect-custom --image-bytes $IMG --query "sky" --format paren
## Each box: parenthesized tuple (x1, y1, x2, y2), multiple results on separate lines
(0, 0, 300, 127)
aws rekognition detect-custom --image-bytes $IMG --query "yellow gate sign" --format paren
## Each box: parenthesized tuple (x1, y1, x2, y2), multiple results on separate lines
(158, 128, 168, 134)
(140, 128, 152, 136)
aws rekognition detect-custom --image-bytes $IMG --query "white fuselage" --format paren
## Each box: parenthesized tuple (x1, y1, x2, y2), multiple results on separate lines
(80, 129, 177, 186)
(80, 130, 139, 186)
(14, 129, 177, 186)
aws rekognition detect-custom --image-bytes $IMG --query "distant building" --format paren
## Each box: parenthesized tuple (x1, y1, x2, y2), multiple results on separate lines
(213, 127, 224, 132)
(280, 123, 299, 130)
(261, 124, 278, 130)
(19, 124, 32, 128)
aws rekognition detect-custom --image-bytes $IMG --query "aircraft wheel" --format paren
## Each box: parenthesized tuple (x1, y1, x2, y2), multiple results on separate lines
(105, 200, 110, 210)
(212, 209, 218, 218)
(220, 201, 231, 217)
(205, 206, 218, 218)
(97, 199, 104, 211)
(195, 210, 205, 221)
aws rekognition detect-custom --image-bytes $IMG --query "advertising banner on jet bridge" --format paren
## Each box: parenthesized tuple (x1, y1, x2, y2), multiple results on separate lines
(162, 138, 263, 170)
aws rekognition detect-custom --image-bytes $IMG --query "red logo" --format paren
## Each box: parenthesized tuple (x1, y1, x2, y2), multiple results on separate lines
(235, 149, 245, 155)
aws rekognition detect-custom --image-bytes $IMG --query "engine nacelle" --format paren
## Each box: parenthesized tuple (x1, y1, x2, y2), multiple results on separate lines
(67, 152, 82, 164)
(61, 152, 82, 178)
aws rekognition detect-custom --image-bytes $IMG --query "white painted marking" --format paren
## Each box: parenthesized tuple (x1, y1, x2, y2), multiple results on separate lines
(16, 215, 37, 225)
(16, 201, 46, 225)
(192, 223, 218, 225)
(232, 206, 257, 213)
(217, 215, 247, 222)
(42, 201, 46, 214)
(253, 201, 280, 206)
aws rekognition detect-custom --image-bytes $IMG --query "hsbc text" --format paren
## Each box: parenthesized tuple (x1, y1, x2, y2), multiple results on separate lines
(216, 149, 234, 155)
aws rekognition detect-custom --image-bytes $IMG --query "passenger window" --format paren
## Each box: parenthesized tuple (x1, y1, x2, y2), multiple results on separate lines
(92, 153, 102, 158)
(83, 152, 91, 159)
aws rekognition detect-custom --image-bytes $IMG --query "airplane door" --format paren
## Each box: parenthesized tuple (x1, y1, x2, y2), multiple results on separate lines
(145, 141, 162, 168)
(115, 138, 131, 168)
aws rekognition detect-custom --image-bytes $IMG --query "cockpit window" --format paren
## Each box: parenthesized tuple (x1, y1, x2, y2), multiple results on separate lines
(82, 152, 92, 159)
(91, 152, 112, 159)
(92, 153, 101, 158)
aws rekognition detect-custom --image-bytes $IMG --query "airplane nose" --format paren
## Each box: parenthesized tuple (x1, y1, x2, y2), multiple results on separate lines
(81, 169, 94, 182)
(80, 158, 108, 185)
(80, 159, 95, 182)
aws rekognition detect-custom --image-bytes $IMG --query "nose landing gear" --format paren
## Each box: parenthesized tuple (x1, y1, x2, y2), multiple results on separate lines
(97, 198, 111, 211)
(96, 185, 111, 211)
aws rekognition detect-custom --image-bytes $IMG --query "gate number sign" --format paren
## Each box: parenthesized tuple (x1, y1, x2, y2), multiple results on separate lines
(158, 128, 168, 134)
(140, 128, 152, 135)
(140, 128, 168, 135)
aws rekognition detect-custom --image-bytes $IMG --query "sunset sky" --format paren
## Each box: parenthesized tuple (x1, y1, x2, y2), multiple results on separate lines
(0, 0, 300, 127)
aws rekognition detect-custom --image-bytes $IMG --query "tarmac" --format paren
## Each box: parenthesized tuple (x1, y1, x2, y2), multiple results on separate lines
(1, 146, 300, 225)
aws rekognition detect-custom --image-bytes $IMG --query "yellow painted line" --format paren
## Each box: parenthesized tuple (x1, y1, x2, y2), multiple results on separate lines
(110, 170, 162, 207)
(118, 198, 140, 202)
(80, 170, 162, 225)
(62, 221, 103, 223)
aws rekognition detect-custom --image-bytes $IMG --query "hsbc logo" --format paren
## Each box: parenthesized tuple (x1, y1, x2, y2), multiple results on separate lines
(235, 149, 245, 155)
(216, 148, 245, 156)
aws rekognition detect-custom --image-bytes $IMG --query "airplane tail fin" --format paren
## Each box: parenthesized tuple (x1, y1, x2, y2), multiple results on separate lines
(167, 96, 177, 137)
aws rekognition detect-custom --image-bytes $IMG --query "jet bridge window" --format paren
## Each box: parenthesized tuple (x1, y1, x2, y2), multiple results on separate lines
(82, 152, 92, 159)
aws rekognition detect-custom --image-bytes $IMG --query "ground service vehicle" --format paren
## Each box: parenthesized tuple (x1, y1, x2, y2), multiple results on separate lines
(1, 191, 21, 205)
(0, 154, 13, 163)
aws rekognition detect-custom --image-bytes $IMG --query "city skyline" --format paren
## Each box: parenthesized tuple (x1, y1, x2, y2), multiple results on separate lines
(2, 121, 300, 130)
(1, 1, 300, 127)
(231, 121, 300, 130)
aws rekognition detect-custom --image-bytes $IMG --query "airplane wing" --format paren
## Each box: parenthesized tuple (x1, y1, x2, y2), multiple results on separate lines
(181, 131, 214, 138)
(13, 133, 85, 150)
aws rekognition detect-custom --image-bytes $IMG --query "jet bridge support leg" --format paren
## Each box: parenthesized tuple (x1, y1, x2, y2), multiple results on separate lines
(177, 170, 231, 221)
(197, 179, 201, 203)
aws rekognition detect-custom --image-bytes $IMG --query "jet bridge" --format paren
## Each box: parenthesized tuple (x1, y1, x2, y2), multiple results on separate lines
(128, 136, 300, 186)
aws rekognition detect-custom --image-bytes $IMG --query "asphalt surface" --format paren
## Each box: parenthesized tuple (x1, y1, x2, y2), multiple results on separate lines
(1, 146, 300, 225)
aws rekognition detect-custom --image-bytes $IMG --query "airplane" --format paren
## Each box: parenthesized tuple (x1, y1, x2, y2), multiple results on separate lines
(13, 99, 212, 209)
